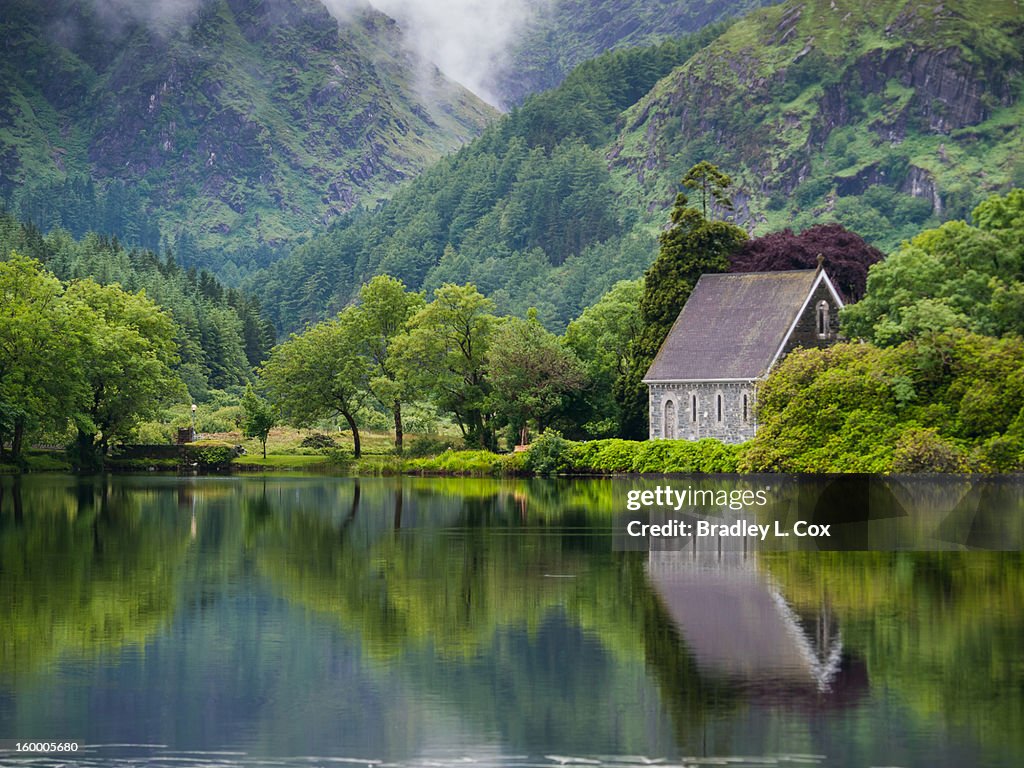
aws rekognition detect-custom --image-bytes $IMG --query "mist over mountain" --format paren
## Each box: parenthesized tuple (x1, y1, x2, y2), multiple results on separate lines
(0, 0, 495, 274)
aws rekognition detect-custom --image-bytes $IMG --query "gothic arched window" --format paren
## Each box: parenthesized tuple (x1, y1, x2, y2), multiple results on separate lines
(816, 300, 831, 338)
(664, 400, 676, 439)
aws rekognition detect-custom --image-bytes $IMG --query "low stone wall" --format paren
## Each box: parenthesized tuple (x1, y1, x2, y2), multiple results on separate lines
(110, 444, 183, 460)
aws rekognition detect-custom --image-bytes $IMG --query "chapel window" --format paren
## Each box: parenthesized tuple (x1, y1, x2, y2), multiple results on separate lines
(816, 300, 830, 338)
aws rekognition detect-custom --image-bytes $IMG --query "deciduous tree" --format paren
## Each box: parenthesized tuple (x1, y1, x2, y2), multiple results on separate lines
(66, 279, 185, 467)
(564, 279, 643, 436)
(0, 253, 83, 459)
(842, 190, 1024, 344)
(393, 284, 496, 448)
(240, 384, 276, 458)
(486, 311, 585, 442)
(729, 223, 883, 301)
(354, 275, 425, 453)
(261, 309, 370, 457)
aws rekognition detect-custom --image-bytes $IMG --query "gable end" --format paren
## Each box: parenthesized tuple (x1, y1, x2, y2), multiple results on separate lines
(767, 271, 845, 373)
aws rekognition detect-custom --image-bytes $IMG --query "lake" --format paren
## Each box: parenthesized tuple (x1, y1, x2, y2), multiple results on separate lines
(1, 474, 1022, 768)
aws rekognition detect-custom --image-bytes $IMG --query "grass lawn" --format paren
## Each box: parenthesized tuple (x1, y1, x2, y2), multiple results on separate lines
(232, 454, 335, 469)
(201, 425, 403, 460)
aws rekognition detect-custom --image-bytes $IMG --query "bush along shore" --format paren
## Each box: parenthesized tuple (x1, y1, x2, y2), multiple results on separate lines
(6, 424, 1021, 477)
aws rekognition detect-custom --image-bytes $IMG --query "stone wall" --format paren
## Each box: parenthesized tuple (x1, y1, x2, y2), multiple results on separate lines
(648, 381, 757, 444)
(784, 279, 842, 353)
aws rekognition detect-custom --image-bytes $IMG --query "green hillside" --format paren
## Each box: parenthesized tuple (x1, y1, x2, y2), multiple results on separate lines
(0, 0, 495, 275)
(492, 0, 779, 107)
(245, 25, 732, 331)
(249, 0, 1023, 333)
(612, 0, 1024, 239)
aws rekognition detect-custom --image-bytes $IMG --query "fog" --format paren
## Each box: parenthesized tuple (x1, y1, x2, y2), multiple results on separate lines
(83, 0, 544, 107)
(362, 0, 540, 106)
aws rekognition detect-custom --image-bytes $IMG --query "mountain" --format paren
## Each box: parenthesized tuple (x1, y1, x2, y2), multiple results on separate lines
(247, 0, 1023, 334)
(490, 0, 780, 108)
(610, 0, 1024, 235)
(0, 0, 495, 274)
(244, 24, 733, 331)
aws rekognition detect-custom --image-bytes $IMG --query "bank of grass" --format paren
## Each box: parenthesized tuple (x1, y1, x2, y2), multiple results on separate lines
(2, 430, 742, 477)
(0, 451, 73, 473)
(233, 454, 336, 470)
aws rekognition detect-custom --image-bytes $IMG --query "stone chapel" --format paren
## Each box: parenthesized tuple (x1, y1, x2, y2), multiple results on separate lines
(643, 259, 844, 443)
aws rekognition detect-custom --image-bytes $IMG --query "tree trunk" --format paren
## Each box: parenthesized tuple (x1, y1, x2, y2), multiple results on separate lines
(76, 429, 101, 472)
(11, 419, 25, 460)
(393, 399, 403, 454)
(261, 438, 267, 459)
(343, 411, 361, 458)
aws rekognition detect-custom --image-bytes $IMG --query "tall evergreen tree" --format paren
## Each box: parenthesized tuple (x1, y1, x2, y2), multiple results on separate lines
(614, 163, 747, 438)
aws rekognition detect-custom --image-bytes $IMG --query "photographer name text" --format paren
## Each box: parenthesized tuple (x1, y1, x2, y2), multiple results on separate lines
(626, 519, 831, 541)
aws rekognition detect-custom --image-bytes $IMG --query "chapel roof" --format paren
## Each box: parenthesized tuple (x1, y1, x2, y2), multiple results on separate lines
(643, 269, 835, 382)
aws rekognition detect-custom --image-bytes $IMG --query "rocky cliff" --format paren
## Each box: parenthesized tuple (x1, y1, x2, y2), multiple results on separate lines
(610, 0, 1023, 234)
(0, 0, 495, 259)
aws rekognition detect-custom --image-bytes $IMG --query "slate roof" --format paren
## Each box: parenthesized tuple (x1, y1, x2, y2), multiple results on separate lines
(643, 269, 821, 382)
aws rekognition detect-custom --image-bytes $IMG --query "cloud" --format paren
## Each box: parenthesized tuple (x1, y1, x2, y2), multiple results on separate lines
(83, 0, 540, 106)
(358, 0, 540, 107)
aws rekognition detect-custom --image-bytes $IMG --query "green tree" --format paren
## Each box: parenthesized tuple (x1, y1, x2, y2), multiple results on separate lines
(564, 279, 644, 437)
(0, 253, 83, 459)
(742, 332, 1024, 473)
(261, 309, 370, 457)
(615, 164, 747, 438)
(842, 189, 1024, 344)
(486, 310, 585, 442)
(354, 275, 425, 453)
(66, 279, 185, 468)
(393, 284, 497, 448)
(240, 384, 276, 458)
(682, 160, 735, 220)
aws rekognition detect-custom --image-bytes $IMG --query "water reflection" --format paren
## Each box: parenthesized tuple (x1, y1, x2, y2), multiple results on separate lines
(646, 551, 848, 694)
(0, 475, 1021, 768)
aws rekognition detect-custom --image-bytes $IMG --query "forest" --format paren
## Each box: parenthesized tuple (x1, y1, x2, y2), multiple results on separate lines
(2, 167, 1023, 474)
(3, 169, 1024, 473)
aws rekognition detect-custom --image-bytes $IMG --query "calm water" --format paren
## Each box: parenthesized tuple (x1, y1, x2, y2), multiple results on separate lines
(0, 474, 1022, 768)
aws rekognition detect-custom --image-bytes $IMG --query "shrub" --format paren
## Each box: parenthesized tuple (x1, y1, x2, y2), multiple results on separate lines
(584, 439, 641, 472)
(325, 447, 354, 466)
(300, 433, 340, 450)
(409, 450, 505, 476)
(524, 430, 571, 475)
(405, 435, 460, 457)
(184, 441, 239, 469)
(496, 450, 528, 475)
(972, 434, 1024, 472)
(561, 437, 739, 474)
(133, 421, 174, 444)
(199, 406, 241, 433)
(891, 427, 966, 473)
